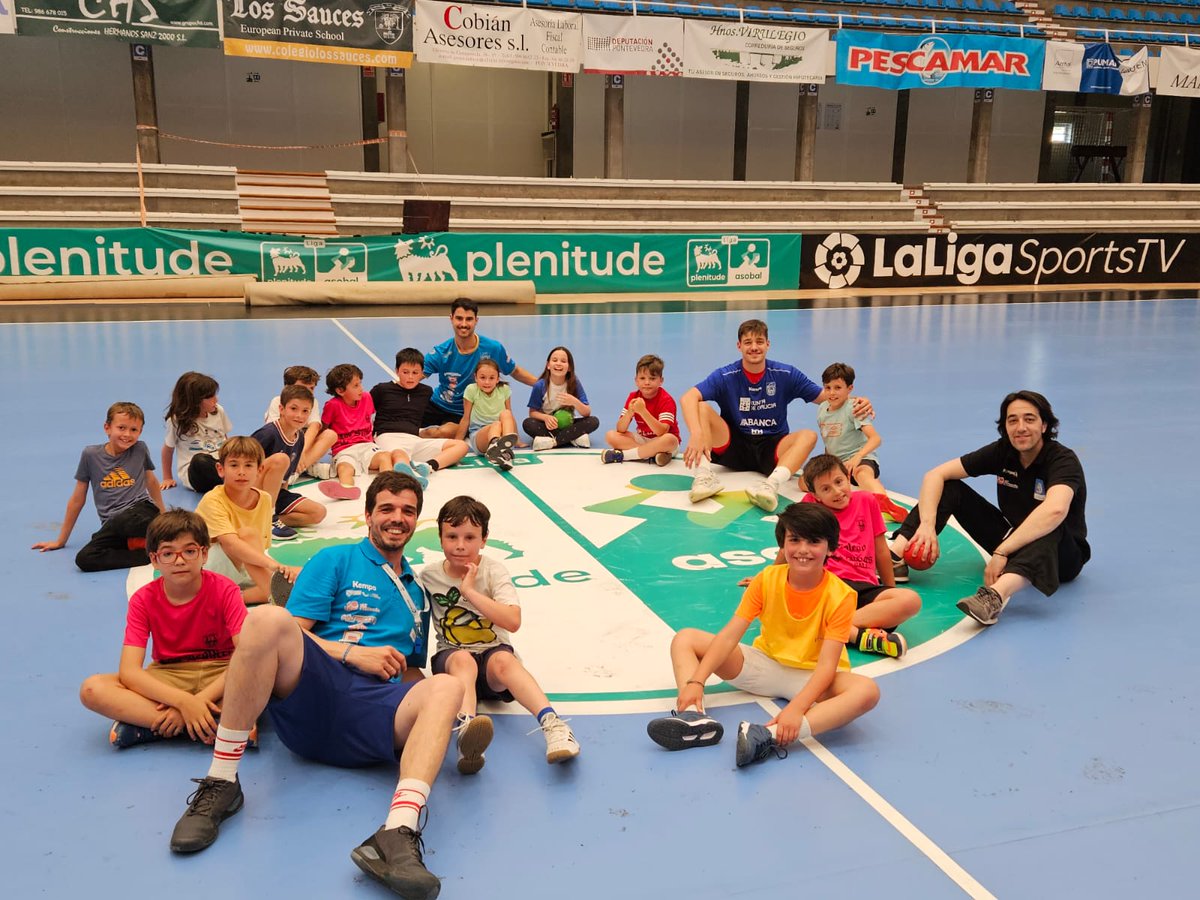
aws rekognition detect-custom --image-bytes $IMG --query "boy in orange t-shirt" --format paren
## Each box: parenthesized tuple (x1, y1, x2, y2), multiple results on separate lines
(647, 503, 880, 767)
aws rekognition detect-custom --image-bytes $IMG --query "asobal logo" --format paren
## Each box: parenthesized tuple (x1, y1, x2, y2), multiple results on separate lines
(813, 232, 864, 289)
(686, 235, 771, 288)
(127, 454, 985, 711)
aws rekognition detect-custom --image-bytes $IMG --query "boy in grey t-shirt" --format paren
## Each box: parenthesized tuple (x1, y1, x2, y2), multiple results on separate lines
(33, 402, 164, 571)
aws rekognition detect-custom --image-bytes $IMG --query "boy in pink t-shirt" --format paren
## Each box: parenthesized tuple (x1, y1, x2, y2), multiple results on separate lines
(318, 363, 391, 502)
(801, 454, 921, 658)
(79, 510, 248, 749)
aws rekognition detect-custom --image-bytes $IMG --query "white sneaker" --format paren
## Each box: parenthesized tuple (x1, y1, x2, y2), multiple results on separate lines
(455, 713, 493, 775)
(689, 470, 724, 503)
(538, 713, 580, 764)
(532, 436, 555, 452)
(746, 479, 779, 513)
(571, 434, 590, 448)
(306, 462, 333, 480)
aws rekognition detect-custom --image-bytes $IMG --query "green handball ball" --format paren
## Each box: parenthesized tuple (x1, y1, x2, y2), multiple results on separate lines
(554, 408, 574, 429)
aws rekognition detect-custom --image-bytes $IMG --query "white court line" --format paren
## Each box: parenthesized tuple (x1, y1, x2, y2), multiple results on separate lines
(330, 317, 395, 380)
(756, 696, 997, 900)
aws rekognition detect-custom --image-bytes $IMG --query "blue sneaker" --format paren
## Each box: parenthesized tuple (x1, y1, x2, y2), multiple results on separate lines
(735, 721, 787, 768)
(646, 710, 724, 751)
(411, 461, 433, 486)
(271, 520, 298, 541)
(392, 461, 429, 490)
(109, 720, 162, 749)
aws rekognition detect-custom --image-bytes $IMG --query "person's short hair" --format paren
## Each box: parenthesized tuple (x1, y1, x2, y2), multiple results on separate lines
(997, 390, 1059, 441)
(283, 365, 319, 386)
(395, 347, 424, 369)
(635, 354, 664, 378)
(366, 470, 424, 516)
(451, 298, 479, 317)
(279, 384, 314, 409)
(775, 502, 840, 554)
(802, 454, 849, 493)
(218, 436, 265, 465)
(822, 362, 855, 386)
(436, 495, 490, 539)
(738, 319, 769, 341)
(146, 508, 209, 552)
(106, 401, 145, 425)
(325, 363, 364, 397)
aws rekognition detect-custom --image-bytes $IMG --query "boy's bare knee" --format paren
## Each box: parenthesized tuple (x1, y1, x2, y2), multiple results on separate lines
(901, 590, 922, 616)
(240, 604, 296, 646)
(79, 675, 104, 710)
(425, 672, 466, 708)
(446, 650, 478, 676)
(857, 677, 881, 713)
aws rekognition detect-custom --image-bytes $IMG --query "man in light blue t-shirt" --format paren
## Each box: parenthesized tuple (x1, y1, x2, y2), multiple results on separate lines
(420, 298, 538, 439)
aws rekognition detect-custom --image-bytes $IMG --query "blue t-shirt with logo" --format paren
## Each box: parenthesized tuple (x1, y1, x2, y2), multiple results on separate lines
(424, 335, 517, 417)
(287, 539, 430, 672)
(251, 420, 303, 481)
(695, 359, 821, 437)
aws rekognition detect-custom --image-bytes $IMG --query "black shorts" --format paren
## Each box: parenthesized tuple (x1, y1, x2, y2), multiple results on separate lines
(430, 644, 516, 703)
(421, 402, 461, 429)
(274, 487, 304, 518)
(843, 579, 891, 609)
(849, 459, 881, 484)
(711, 426, 784, 477)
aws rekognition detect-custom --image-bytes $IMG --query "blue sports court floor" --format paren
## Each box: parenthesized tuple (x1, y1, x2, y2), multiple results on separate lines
(3, 293, 1197, 899)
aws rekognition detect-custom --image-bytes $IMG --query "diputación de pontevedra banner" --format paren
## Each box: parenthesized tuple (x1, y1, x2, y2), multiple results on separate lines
(836, 29, 1045, 90)
(582, 12, 682, 75)
(415, 0, 581, 72)
(221, 0, 414, 67)
(682, 20, 827, 84)
(15, 0, 219, 46)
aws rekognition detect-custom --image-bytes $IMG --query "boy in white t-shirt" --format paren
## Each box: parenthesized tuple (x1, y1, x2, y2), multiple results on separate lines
(419, 496, 579, 774)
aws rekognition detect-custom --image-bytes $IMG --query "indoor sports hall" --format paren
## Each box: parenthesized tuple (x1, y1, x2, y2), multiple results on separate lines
(3, 290, 1196, 899)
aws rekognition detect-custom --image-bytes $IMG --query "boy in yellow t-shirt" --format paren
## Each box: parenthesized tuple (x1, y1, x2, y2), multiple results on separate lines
(647, 503, 880, 767)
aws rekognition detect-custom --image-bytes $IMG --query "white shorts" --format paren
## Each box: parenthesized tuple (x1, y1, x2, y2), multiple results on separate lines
(204, 543, 255, 589)
(375, 432, 446, 462)
(333, 442, 383, 475)
(726, 644, 815, 701)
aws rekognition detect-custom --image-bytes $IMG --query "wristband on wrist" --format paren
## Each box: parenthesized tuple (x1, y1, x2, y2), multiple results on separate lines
(341, 644, 353, 665)
(993, 550, 1008, 557)
(686, 679, 704, 687)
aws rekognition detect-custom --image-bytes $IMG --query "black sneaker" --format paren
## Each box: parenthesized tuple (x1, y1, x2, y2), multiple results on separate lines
(646, 710, 724, 750)
(735, 721, 788, 768)
(956, 585, 1007, 626)
(109, 720, 162, 749)
(270, 569, 294, 607)
(351, 826, 441, 900)
(170, 776, 243, 853)
(889, 551, 910, 583)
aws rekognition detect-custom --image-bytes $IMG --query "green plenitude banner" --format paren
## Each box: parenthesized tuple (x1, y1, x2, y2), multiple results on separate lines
(15, 1, 220, 47)
(0, 228, 802, 294)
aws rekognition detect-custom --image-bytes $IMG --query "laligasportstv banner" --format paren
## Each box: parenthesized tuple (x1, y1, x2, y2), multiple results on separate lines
(0, 229, 802, 294)
(836, 29, 1044, 90)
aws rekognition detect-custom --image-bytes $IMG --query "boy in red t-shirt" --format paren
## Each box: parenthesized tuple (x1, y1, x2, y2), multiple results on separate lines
(79, 510, 248, 749)
(602, 354, 680, 466)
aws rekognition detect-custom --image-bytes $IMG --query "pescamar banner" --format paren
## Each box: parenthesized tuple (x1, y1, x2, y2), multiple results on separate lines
(582, 12, 682, 75)
(802, 231, 1200, 290)
(682, 21, 828, 84)
(415, 0, 582, 72)
(0, 228, 802, 294)
(836, 30, 1044, 91)
(14, 0, 219, 46)
(221, 0, 414, 68)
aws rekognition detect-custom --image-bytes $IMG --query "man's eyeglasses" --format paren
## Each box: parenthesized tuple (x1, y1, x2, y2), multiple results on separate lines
(153, 545, 204, 563)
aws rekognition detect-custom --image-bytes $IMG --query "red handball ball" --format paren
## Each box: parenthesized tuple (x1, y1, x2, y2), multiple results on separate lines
(903, 544, 935, 571)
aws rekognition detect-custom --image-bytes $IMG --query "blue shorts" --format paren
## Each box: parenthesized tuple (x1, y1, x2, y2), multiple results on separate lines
(431, 644, 516, 703)
(274, 487, 304, 518)
(266, 633, 416, 768)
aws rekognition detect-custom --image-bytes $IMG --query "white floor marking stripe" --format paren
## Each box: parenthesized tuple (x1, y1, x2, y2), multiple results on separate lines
(330, 317, 395, 380)
(757, 697, 997, 900)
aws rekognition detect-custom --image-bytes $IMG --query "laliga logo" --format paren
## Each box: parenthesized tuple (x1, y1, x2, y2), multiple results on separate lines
(813, 232, 864, 289)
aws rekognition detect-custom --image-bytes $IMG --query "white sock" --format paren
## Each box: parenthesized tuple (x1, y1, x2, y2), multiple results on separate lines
(385, 778, 430, 832)
(766, 466, 790, 488)
(207, 726, 251, 782)
(765, 717, 812, 742)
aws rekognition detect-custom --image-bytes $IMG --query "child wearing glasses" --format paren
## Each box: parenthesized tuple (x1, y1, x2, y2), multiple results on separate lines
(79, 510, 249, 749)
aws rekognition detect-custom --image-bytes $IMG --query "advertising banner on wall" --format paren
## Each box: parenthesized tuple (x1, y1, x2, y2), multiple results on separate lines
(0, 229, 802, 294)
(415, 0, 581, 72)
(1, 2, 17, 35)
(1157, 45, 1200, 98)
(1042, 41, 1149, 95)
(582, 13, 682, 76)
(835, 30, 1044, 91)
(682, 21, 827, 83)
(221, 0, 414, 67)
(14, 0, 219, 46)
(801, 231, 1200, 290)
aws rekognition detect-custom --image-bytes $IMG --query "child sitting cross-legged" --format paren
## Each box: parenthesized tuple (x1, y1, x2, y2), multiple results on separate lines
(647, 503, 879, 768)
(79, 510, 249, 749)
(418, 496, 580, 774)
